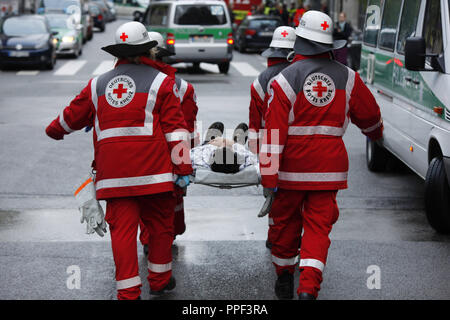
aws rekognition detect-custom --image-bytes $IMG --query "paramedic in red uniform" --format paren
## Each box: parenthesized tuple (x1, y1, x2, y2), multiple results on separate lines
(139, 32, 199, 254)
(260, 11, 383, 300)
(45, 22, 193, 300)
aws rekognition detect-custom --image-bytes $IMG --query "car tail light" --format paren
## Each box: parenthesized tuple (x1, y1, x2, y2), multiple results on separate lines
(245, 29, 257, 36)
(98, 14, 103, 21)
(227, 33, 234, 45)
(167, 33, 175, 45)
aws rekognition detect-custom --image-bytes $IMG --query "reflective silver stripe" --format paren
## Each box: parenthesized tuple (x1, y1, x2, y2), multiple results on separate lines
(116, 276, 141, 290)
(260, 144, 284, 154)
(165, 131, 190, 142)
(59, 109, 74, 133)
(148, 261, 172, 273)
(272, 254, 299, 266)
(299, 258, 325, 272)
(91, 77, 98, 110)
(275, 74, 297, 106)
(288, 126, 345, 137)
(362, 119, 383, 133)
(253, 78, 265, 101)
(278, 171, 348, 182)
(179, 79, 188, 103)
(96, 173, 173, 190)
(175, 203, 184, 212)
(98, 126, 152, 141)
(343, 68, 355, 132)
(268, 218, 274, 226)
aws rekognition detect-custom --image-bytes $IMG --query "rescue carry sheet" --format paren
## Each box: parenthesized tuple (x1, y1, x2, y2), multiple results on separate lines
(191, 165, 260, 189)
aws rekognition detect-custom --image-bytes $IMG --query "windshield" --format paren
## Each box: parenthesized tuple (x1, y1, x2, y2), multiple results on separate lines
(249, 19, 280, 29)
(2, 18, 47, 36)
(174, 5, 227, 25)
(41, 0, 80, 10)
(46, 15, 76, 29)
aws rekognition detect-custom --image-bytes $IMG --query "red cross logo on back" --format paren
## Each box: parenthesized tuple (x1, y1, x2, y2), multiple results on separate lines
(312, 81, 327, 98)
(281, 30, 289, 38)
(321, 21, 330, 31)
(113, 84, 128, 99)
(120, 32, 128, 42)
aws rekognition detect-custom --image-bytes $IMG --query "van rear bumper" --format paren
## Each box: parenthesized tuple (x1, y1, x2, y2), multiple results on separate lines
(444, 157, 450, 186)
(166, 43, 232, 64)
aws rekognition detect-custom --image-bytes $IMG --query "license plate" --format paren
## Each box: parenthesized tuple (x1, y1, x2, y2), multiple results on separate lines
(259, 32, 273, 37)
(190, 36, 213, 43)
(9, 51, 30, 57)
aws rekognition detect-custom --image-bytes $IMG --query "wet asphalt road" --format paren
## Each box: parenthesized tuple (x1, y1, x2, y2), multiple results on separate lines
(0, 19, 449, 300)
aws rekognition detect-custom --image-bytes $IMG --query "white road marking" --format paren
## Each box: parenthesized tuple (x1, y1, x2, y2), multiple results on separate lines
(231, 62, 260, 77)
(92, 60, 114, 75)
(54, 60, 87, 76)
(200, 63, 219, 74)
(16, 70, 39, 76)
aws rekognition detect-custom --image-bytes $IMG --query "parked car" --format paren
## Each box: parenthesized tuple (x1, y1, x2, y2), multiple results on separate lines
(360, 0, 450, 233)
(88, 2, 106, 32)
(105, 0, 117, 21)
(46, 13, 83, 58)
(235, 15, 282, 53)
(142, 0, 234, 74)
(0, 15, 57, 69)
(92, 0, 115, 22)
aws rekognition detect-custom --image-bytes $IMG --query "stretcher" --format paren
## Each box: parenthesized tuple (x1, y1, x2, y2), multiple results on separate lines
(191, 165, 261, 189)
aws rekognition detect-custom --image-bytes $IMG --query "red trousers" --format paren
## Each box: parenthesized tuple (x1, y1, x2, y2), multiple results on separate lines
(140, 187, 185, 246)
(269, 189, 339, 298)
(105, 192, 175, 300)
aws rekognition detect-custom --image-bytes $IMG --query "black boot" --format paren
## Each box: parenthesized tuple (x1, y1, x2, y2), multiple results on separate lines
(265, 239, 272, 249)
(233, 122, 249, 145)
(150, 277, 176, 295)
(275, 271, 294, 300)
(298, 292, 316, 300)
(143, 244, 149, 256)
(203, 122, 224, 144)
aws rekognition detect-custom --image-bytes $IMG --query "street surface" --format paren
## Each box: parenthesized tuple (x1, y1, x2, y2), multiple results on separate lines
(0, 19, 449, 300)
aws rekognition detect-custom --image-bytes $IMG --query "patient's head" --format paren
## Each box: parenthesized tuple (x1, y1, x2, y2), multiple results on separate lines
(210, 147, 244, 174)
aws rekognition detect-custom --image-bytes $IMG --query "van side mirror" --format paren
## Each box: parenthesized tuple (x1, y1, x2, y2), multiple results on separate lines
(405, 37, 445, 73)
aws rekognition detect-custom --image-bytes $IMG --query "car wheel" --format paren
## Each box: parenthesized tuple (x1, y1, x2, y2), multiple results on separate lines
(425, 157, 450, 234)
(218, 62, 230, 74)
(366, 138, 389, 172)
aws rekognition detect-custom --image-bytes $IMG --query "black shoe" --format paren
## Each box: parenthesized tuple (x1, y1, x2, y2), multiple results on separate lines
(275, 271, 294, 300)
(265, 239, 272, 250)
(233, 122, 249, 145)
(150, 277, 176, 295)
(298, 292, 316, 300)
(203, 122, 224, 144)
(143, 244, 149, 256)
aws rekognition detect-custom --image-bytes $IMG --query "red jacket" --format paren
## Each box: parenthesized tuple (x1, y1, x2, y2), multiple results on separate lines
(249, 58, 290, 153)
(46, 57, 193, 200)
(260, 54, 383, 190)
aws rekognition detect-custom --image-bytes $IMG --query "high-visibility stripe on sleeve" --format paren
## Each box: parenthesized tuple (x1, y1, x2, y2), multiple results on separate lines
(362, 119, 383, 133)
(299, 258, 325, 272)
(95, 173, 173, 190)
(343, 67, 355, 131)
(116, 276, 142, 290)
(278, 171, 348, 182)
(59, 109, 75, 133)
(148, 261, 172, 273)
(165, 131, 190, 142)
(275, 74, 297, 107)
(288, 126, 345, 137)
(253, 78, 265, 101)
(260, 144, 284, 154)
(272, 254, 299, 267)
(178, 79, 188, 103)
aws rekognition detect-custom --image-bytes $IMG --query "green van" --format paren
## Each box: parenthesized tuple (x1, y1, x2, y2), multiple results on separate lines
(361, 0, 450, 233)
(140, 0, 234, 74)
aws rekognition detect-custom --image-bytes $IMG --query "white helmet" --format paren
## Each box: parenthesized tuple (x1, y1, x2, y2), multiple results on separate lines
(148, 31, 164, 47)
(270, 26, 296, 49)
(102, 21, 157, 58)
(293, 10, 346, 55)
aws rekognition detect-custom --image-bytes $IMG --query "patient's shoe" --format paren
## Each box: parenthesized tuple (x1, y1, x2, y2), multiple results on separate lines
(233, 123, 249, 145)
(204, 122, 224, 144)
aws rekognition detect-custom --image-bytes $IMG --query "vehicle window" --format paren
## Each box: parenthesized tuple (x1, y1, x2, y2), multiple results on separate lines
(47, 15, 76, 29)
(248, 19, 280, 29)
(363, 0, 382, 47)
(2, 18, 48, 36)
(378, 0, 401, 51)
(41, 0, 80, 10)
(396, 0, 421, 54)
(423, 0, 443, 57)
(147, 5, 169, 26)
(174, 5, 227, 25)
(88, 5, 100, 16)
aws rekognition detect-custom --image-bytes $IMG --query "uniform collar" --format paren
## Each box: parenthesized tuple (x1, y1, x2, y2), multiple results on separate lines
(267, 58, 289, 67)
(292, 53, 332, 63)
(115, 56, 177, 78)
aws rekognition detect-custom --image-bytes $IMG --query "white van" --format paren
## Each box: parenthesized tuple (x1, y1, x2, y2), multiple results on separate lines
(360, 0, 450, 233)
